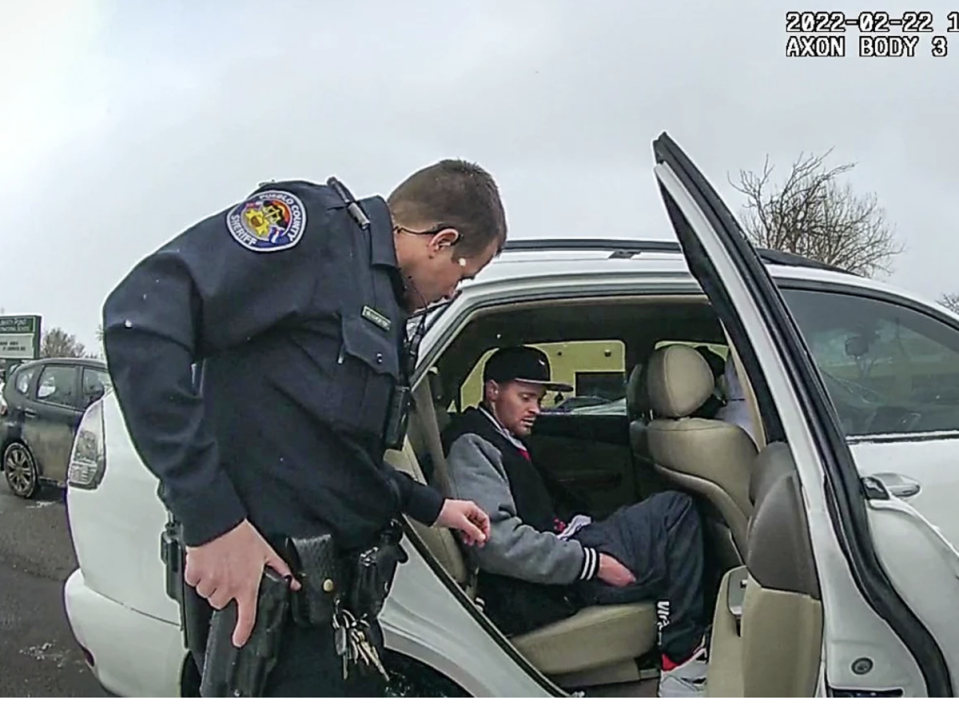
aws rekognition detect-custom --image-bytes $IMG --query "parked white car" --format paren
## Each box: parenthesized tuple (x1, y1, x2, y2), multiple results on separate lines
(63, 133, 959, 698)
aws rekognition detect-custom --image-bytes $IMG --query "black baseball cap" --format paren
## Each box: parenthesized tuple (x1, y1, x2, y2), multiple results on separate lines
(483, 346, 573, 392)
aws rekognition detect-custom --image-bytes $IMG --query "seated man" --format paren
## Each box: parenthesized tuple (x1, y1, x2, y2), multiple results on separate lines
(442, 346, 710, 698)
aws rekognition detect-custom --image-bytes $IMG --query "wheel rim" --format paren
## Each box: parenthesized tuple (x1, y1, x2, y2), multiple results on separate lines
(5, 447, 34, 495)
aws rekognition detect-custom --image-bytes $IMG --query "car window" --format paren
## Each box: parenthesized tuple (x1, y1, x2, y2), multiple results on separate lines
(36, 365, 80, 408)
(81, 367, 112, 407)
(459, 340, 627, 414)
(14, 367, 37, 395)
(782, 287, 959, 436)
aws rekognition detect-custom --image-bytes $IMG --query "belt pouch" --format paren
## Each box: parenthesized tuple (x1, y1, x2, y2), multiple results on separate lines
(286, 534, 344, 627)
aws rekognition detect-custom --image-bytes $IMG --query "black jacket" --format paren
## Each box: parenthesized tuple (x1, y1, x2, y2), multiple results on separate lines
(102, 180, 443, 550)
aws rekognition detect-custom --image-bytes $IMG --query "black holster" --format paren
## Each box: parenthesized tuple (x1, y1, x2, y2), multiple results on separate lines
(161, 519, 289, 697)
(199, 568, 291, 697)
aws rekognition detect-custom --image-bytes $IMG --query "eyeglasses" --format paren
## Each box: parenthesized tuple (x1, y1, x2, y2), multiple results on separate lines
(393, 223, 463, 248)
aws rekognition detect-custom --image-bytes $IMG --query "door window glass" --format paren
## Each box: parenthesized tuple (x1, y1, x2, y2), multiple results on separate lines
(782, 287, 959, 436)
(36, 365, 79, 408)
(14, 367, 36, 395)
(81, 368, 112, 407)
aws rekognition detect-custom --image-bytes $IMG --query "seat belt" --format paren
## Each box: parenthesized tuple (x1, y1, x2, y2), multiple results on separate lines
(410, 379, 481, 594)
(411, 379, 452, 496)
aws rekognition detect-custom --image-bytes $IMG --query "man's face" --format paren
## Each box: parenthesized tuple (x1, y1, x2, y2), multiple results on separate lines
(405, 232, 500, 311)
(487, 380, 546, 437)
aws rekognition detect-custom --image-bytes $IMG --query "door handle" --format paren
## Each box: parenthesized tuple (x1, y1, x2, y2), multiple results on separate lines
(872, 472, 922, 499)
(24, 408, 37, 418)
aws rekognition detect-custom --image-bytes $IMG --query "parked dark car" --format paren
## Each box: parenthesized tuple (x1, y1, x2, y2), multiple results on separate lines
(1, 357, 111, 498)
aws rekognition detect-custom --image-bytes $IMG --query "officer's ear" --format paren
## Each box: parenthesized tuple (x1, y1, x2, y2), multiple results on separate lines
(484, 379, 499, 402)
(429, 228, 462, 257)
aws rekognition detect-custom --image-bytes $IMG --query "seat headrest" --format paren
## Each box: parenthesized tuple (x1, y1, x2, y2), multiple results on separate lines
(646, 345, 715, 419)
(626, 362, 649, 418)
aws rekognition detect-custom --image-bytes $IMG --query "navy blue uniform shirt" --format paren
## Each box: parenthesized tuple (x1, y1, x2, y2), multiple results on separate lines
(102, 180, 445, 549)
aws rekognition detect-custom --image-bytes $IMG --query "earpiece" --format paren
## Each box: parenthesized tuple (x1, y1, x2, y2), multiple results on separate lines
(458, 257, 466, 267)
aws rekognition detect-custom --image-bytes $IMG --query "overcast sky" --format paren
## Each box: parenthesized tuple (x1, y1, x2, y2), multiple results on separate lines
(2, 0, 956, 350)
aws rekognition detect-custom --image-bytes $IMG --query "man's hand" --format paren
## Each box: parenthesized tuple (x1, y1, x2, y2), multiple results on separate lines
(435, 499, 490, 547)
(597, 553, 636, 587)
(184, 519, 301, 648)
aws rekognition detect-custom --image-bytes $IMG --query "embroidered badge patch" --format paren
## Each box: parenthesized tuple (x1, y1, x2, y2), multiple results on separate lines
(361, 306, 391, 332)
(226, 190, 307, 252)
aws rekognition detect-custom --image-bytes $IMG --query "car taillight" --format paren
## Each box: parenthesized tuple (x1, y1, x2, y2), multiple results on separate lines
(67, 399, 106, 490)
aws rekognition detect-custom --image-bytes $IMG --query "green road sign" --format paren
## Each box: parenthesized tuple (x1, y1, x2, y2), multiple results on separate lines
(0, 315, 41, 360)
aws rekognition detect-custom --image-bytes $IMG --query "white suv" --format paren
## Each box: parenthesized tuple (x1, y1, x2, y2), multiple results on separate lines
(63, 133, 959, 698)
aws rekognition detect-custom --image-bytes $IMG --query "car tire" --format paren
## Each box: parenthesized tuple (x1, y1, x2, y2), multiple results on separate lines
(3, 442, 40, 499)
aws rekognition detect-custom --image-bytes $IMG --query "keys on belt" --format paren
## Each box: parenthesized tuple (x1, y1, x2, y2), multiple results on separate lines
(332, 606, 388, 681)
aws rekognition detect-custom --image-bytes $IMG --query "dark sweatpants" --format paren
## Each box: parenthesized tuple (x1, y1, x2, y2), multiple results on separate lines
(572, 490, 707, 664)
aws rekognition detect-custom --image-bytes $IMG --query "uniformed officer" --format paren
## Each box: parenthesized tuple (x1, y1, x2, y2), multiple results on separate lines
(101, 159, 507, 696)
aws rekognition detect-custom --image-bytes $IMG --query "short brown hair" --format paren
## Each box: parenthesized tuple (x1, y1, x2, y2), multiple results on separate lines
(388, 159, 507, 258)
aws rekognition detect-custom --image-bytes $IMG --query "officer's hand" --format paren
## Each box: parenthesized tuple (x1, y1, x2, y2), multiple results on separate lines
(435, 499, 490, 546)
(184, 519, 301, 648)
(597, 553, 636, 588)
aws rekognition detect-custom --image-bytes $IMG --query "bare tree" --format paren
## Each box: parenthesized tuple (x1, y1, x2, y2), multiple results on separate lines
(41, 327, 88, 359)
(938, 292, 959, 315)
(730, 149, 903, 278)
(94, 323, 106, 360)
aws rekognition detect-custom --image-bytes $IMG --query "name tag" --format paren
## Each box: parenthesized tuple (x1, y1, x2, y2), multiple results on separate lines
(361, 305, 391, 332)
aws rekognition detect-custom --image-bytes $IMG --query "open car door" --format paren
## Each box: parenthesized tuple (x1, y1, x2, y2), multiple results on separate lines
(652, 132, 959, 697)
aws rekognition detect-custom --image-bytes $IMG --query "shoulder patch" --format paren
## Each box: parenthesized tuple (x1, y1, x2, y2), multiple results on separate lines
(226, 190, 307, 253)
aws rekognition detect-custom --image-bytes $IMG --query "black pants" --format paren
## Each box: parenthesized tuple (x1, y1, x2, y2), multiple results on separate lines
(572, 490, 707, 664)
(189, 620, 387, 697)
(260, 619, 389, 697)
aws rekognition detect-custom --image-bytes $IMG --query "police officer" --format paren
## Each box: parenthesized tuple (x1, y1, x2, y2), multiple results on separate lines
(101, 159, 507, 696)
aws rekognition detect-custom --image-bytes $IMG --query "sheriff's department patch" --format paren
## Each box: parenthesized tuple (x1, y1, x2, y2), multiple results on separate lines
(226, 190, 307, 252)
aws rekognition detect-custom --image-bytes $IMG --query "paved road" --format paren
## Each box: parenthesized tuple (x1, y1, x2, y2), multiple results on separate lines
(0, 483, 109, 697)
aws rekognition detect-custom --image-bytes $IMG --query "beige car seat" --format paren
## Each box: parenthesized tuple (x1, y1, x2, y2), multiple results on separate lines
(389, 373, 660, 682)
(644, 344, 758, 560)
(706, 442, 823, 697)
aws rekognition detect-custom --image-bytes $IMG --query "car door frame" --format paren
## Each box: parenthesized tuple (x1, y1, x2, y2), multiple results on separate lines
(652, 132, 952, 697)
